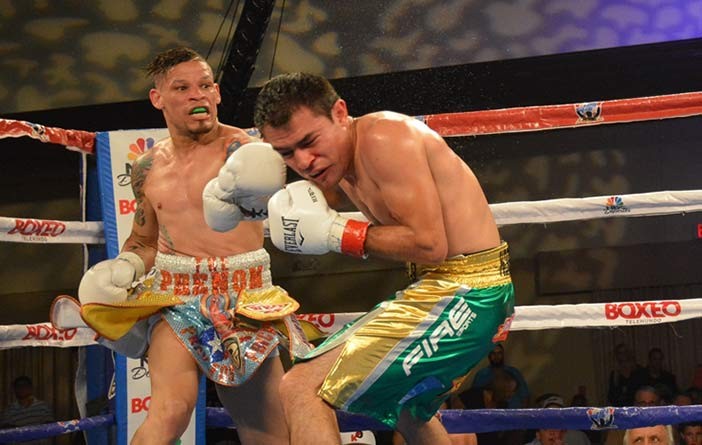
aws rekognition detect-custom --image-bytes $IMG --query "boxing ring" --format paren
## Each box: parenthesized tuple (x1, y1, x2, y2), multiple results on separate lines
(2, 91, 702, 443)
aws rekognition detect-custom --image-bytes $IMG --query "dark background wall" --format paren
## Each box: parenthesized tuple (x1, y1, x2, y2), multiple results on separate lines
(2, 1, 700, 114)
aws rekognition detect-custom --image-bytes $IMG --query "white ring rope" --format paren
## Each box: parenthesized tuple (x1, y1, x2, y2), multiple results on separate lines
(3, 297, 700, 349)
(0, 217, 103, 244)
(2, 189, 701, 244)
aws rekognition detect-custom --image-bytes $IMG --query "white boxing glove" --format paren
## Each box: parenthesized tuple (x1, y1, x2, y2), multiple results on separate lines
(267, 180, 370, 258)
(203, 141, 286, 232)
(78, 252, 145, 305)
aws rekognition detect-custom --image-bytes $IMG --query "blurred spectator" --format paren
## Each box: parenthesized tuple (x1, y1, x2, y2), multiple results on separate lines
(523, 394, 590, 445)
(570, 387, 602, 444)
(607, 343, 642, 407)
(673, 391, 693, 406)
(631, 348, 678, 403)
(687, 365, 702, 404)
(622, 425, 674, 445)
(453, 368, 524, 445)
(392, 401, 477, 445)
(525, 429, 566, 445)
(472, 343, 530, 408)
(633, 386, 661, 407)
(570, 392, 588, 408)
(0, 376, 54, 445)
(604, 386, 661, 445)
(679, 422, 702, 445)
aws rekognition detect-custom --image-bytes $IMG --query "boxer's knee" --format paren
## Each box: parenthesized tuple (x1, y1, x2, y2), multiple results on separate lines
(279, 364, 320, 408)
(144, 397, 194, 440)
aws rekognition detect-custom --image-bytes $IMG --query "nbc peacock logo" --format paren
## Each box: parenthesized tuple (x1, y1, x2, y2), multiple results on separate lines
(604, 196, 630, 214)
(117, 137, 156, 186)
(128, 137, 156, 161)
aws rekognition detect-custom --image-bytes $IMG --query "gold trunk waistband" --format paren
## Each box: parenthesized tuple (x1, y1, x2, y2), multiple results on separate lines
(409, 241, 511, 288)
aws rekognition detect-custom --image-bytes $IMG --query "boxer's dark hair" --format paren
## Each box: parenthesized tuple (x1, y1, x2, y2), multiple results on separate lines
(146, 47, 207, 84)
(254, 72, 340, 130)
(13, 376, 32, 388)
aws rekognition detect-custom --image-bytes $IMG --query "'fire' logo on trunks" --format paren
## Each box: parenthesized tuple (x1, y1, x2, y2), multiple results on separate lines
(402, 299, 476, 376)
(281, 217, 304, 253)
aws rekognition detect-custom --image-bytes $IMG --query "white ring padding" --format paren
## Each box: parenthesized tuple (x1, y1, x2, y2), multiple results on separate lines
(6, 297, 702, 349)
(3, 190, 702, 244)
(342, 189, 702, 226)
(0, 323, 96, 349)
(0, 216, 103, 244)
(490, 189, 702, 225)
(274, 189, 702, 235)
(304, 298, 702, 334)
(304, 299, 702, 333)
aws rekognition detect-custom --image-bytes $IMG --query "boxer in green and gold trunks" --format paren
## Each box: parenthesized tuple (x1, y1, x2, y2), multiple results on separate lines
(256, 72, 514, 445)
(309, 242, 513, 427)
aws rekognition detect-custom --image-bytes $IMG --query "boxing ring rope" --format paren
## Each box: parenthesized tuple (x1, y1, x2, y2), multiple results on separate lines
(424, 91, 702, 136)
(0, 119, 95, 153)
(2, 297, 701, 349)
(211, 405, 702, 433)
(2, 90, 702, 442)
(0, 414, 114, 443)
(4, 404, 702, 441)
(2, 90, 701, 150)
(3, 189, 702, 244)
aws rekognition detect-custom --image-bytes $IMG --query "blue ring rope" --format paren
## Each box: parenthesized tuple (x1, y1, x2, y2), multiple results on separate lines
(0, 413, 113, 443)
(4, 405, 702, 442)
(208, 405, 702, 433)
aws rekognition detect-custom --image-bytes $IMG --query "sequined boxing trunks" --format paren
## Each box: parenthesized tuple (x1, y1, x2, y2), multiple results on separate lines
(81, 249, 311, 386)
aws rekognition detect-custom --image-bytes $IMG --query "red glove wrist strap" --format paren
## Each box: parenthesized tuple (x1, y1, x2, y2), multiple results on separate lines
(341, 219, 371, 259)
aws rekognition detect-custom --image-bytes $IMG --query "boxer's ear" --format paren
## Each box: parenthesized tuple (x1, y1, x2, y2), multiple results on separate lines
(331, 99, 348, 124)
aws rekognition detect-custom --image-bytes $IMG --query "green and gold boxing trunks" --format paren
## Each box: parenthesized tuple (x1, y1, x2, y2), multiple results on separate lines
(305, 241, 515, 428)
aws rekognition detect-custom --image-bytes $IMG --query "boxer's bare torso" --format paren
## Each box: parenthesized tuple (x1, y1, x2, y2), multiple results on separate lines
(341, 111, 500, 257)
(129, 125, 263, 260)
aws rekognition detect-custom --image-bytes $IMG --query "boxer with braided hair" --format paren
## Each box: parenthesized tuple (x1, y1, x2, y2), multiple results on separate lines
(78, 47, 306, 445)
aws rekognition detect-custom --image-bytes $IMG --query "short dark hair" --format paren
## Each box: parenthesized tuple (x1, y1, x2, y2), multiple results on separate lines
(534, 392, 563, 408)
(679, 422, 702, 431)
(13, 376, 32, 388)
(254, 72, 340, 130)
(146, 47, 206, 83)
(649, 347, 664, 359)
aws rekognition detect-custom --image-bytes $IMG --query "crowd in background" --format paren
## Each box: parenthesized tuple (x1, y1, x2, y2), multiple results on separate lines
(1, 376, 53, 445)
(392, 341, 702, 445)
(4, 341, 702, 444)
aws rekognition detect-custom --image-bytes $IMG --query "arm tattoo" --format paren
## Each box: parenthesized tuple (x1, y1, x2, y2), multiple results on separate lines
(134, 208, 146, 227)
(131, 151, 154, 227)
(226, 140, 243, 158)
(159, 224, 176, 253)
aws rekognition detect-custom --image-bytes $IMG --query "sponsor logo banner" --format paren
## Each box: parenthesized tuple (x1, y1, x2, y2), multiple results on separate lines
(0, 217, 103, 244)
